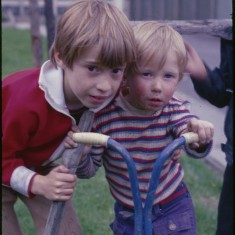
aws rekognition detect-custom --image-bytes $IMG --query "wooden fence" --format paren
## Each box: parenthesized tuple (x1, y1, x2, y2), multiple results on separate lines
(133, 19, 233, 40)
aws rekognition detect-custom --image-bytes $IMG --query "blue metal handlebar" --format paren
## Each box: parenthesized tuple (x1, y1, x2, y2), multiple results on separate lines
(143, 136, 187, 234)
(106, 138, 143, 235)
(107, 136, 188, 234)
(72, 133, 193, 235)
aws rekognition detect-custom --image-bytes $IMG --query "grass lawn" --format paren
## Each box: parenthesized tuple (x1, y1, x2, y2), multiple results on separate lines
(2, 28, 48, 77)
(2, 28, 223, 235)
(13, 158, 222, 235)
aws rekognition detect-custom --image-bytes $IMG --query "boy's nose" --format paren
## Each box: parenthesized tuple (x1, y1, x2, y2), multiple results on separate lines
(152, 80, 162, 92)
(96, 75, 112, 93)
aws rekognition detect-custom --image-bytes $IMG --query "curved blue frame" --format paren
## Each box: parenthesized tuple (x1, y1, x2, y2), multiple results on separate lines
(44, 133, 188, 235)
(107, 136, 187, 234)
(143, 136, 186, 234)
(107, 138, 143, 235)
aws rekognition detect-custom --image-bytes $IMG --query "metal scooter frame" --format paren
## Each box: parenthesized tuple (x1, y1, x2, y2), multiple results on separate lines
(73, 132, 199, 235)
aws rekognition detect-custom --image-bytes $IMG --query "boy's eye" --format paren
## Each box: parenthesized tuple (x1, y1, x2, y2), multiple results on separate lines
(142, 72, 152, 77)
(164, 73, 176, 79)
(112, 68, 121, 73)
(165, 73, 173, 78)
(112, 68, 124, 76)
(87, 66, 97, 72)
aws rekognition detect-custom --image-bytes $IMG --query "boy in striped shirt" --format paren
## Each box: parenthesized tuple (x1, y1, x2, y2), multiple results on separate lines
(66, 22, 214, 234)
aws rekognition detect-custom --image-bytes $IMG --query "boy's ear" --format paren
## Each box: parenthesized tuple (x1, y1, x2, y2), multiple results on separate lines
(54, 52, 65, 69)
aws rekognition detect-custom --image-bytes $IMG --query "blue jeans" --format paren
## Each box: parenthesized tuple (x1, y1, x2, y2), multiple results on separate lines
(110, 184, 197, 235)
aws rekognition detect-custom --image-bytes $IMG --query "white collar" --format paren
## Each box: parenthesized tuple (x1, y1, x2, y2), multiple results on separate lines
(39, 60, 67, 112)
(38, 60, 116, 114)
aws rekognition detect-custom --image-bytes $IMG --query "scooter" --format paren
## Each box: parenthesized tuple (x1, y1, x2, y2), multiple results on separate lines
(72, 132, 199, 235)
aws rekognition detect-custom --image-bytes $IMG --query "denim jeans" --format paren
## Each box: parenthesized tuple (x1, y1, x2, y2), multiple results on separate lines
(110, 184, 197, 235)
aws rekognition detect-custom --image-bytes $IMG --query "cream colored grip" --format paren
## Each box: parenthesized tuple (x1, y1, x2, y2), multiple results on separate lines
(181, 132, 199, 144)
(72, 132, 109, 147)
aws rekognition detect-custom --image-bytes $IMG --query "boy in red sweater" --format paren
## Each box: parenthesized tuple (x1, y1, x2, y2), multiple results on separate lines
(2, 0, 136, 234)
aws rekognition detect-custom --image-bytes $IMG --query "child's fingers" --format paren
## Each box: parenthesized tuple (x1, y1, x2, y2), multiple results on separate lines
(67, 131, 75, 138)
(52, 164, 68, 172)
(61, 180, 78, 189)
(171, 148, 182, 161)
(54, 178, 78, 191)
(64, 131, 79, 148)
(187, 118, 199, 132)
(198, 122, 214, 144)
(188, 142, 200, 149)
(197, 128, 207, 145)
(187, 119, 214, 149)
(49, 167, 77, 185)
(205, 122, 214, 141)
(50, 187, 75, 201)
(83, 144, 91, 154)
(54, 192, 73, 201)
(64, 136, 78, 148)
(71, 125, 80, 132)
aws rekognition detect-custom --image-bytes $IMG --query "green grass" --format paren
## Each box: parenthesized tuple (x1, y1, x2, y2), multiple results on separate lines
(181, 157, 222, 235)
(2, 28, 223, 235)
(14, 168, 115, 235)
(14, 158, 222, 235)
(2, 28, 48, 77)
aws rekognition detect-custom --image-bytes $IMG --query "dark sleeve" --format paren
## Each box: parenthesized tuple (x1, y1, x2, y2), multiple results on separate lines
(191, 38, 233, 108)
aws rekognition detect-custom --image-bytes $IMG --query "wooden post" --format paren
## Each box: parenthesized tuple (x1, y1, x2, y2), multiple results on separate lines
(44, 0, 56, 53)
(43, 110, 95, 235)
(132, 19, 232, 40)
(29, 0, 43, 67)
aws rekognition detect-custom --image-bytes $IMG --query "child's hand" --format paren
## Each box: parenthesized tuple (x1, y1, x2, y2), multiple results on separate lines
(171, 148, 182, 161)
(31, 165, 77, 201)
(64, 125, 80, 148)
(187, 118, 214, 149)
(64, 125, 92, 161)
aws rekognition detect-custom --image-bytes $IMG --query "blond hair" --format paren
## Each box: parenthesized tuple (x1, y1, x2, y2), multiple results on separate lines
(50, 0, 136, 69)
(126, 21, 187, 79)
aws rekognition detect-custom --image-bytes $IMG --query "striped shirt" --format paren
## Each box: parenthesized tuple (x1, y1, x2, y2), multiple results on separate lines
(77, 94, 211, 208)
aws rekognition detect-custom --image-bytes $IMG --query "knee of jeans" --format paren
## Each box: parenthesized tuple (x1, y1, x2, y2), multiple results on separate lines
(110, 220, 134, 235)
(110, 211, 136, 235)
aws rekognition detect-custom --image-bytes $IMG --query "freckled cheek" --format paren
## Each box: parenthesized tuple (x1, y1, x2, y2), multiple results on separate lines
(135, 84, 146, 98)
(164, 87, 176, 100)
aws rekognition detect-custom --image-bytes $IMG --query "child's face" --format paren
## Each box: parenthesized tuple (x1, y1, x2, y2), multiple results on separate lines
(61, 45, 126, 110)
(126, 51, 180, 114)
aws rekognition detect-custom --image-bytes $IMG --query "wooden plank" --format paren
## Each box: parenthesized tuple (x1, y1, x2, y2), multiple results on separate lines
(43, 110, 95, 235)
(29, 0, 43, 67)
(132, 19, 232, 40)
